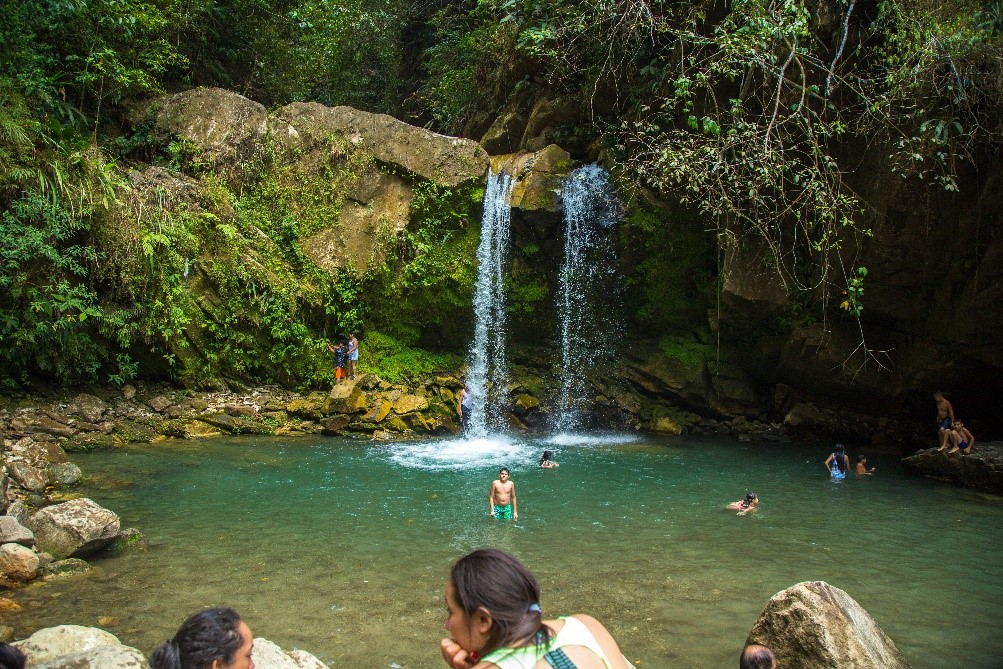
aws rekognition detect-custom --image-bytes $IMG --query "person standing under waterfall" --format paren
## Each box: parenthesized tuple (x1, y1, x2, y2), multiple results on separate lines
(457, 384, 473, 435)
(347, 333, 359, 380)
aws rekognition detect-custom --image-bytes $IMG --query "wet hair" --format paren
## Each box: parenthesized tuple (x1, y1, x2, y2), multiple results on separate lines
(449, 548, 550, 657)
(857, 454, 867, 462)
(832, 444, 846, 472)
(499, 467, 510, 475)
(539, 451, 554, 465)
(740, 644, 776, 669)
(0, 643, 27, 669)
(149, 608, 245, 669)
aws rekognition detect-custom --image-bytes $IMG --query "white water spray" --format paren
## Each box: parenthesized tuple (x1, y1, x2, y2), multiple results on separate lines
(554, 164, 620, 432)
(465, 168, 513, 437)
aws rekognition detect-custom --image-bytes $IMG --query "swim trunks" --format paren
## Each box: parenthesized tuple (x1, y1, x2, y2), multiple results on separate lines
(940, 418, 952, 430)
(493, 504, 513, 519)
(959, 440, 968, 449)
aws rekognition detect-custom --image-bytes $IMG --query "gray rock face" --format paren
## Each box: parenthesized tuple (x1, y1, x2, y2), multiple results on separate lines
(7, 500, 29, 525)
(0, 516, 35, 546)
(273, 102, 488, 187)
(0, 542, 41, 582)
(13, 625, 147, 669)
(747, 581, 911, 669)
(901, 443, 1003, 494)
(28, 498, 121, 559)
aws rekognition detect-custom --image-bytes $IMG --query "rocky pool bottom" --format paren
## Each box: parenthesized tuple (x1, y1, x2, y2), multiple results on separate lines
(3, 433, 1001, 669)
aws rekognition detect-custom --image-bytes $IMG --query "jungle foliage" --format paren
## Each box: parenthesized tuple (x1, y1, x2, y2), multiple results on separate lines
(1, 0, 999, 386)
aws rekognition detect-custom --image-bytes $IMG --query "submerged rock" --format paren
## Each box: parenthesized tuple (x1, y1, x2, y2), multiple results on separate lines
(747, 581, 911, 669)
(901, 442, 1003, 494)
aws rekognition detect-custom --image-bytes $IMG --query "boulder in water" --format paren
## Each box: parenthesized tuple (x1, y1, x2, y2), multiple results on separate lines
(28, 498, 121, 559)
(747, 581, 911, 669)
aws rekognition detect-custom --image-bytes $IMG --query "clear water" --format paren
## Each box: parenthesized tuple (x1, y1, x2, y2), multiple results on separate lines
(7, 435, 1002, 669)
(555, 164, 620, 432)
(466, 168, 512, 437)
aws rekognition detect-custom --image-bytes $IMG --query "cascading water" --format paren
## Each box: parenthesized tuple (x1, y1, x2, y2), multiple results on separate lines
(554, 164, 621, 432)
(465, 168, 513, 438)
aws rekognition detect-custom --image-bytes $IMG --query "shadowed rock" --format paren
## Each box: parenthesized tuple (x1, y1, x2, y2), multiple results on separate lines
(28, 498, 121, 559)
(901, 442, 1003, 494)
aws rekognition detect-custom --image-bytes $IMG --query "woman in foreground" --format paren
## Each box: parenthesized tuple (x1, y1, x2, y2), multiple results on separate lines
(441, 548, 631, 669)
(150, 607, 255, 669)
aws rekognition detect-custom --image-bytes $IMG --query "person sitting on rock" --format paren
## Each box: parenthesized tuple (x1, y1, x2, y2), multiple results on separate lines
(947, 421, 976, 455)
(855, 454, 876, 475)
(0, 642, 27, 669)
(739, 644, 776, 669)
(727, 492, 759, 515)
(150, 607, 255, 669)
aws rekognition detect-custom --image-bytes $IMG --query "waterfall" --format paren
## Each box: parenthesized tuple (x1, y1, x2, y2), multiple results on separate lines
(554, 164, 620, 432)
(465, 168, 513, 438)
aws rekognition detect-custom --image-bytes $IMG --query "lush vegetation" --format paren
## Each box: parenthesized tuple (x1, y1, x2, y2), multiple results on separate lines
(1, 0, 999, 387)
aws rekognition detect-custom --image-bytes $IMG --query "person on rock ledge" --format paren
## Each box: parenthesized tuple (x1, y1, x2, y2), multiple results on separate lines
(947, 420, 975, 455)
(347, 333, 359, 380)
(934, 391, 955, 450)
(327, 340, 348, 385)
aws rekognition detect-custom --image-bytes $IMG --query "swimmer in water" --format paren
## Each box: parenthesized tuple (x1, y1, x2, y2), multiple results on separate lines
(539, 450, 559, 468)
(726, 492, 759, 515)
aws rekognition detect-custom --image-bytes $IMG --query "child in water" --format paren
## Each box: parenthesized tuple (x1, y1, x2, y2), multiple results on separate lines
(727, 492, 759, 515)
(539, 450, 559, 468)
(856, 454, 875, 475)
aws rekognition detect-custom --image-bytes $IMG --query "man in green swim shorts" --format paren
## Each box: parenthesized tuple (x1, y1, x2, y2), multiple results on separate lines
(489, 467, 518, 520)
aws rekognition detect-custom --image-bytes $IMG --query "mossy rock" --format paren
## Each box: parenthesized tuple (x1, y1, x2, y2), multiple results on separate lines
(113, 419, 162, 444)
(198, 413, 275, 435)
(64, 433, 118, 451)
(286, 393, 329, 420)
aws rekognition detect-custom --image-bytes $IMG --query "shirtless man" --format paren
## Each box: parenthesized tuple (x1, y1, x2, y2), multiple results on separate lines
(934, 391, 954, 450)
(489, 467, 518, 520)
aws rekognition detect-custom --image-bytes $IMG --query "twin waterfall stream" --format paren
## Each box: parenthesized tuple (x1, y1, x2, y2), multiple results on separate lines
(466, 164, 619, 437)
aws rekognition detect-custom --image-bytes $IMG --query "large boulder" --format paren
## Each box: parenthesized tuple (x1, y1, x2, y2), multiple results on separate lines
(13, 625, 146, 669)
(747, 581, 911, 669)
(901, 443, 1003, 494)
(272, 102, 488, 187)
(251, 637, 330, 669)
(28, 498, 121, 559)
(327, 384, 367, 415)
(68, 393, 110, 423)
(6, 460, 50, 492)
(0, 542, 40, 582)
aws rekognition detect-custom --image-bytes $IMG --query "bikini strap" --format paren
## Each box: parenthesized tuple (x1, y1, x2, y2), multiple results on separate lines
(543, 648, 580, 669)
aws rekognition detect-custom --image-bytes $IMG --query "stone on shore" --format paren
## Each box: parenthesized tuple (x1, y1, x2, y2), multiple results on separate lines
(251, 637, 330, 669)
(28, 498, 121, 559)
(747, 581, 911, 669)
(13, 625, 145, 669)
(0, 542, 40, 582)
(6, 460, 50, 492)
(901, 443, 1003, 494)
(327, 384, 367, 414)
(0, 516, 35, 546)
(48, 462, 83, 487)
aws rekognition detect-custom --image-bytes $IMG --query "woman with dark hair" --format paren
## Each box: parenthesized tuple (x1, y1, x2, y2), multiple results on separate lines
(0, 642, 27, 669)
(824, 444, 849, 480)
(149, 607, 255, 669)
(441, 548, 630, 669)
(538, 451, 559, 468)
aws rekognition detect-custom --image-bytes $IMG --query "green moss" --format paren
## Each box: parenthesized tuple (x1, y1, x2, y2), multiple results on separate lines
(363, 331, 462, 385)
